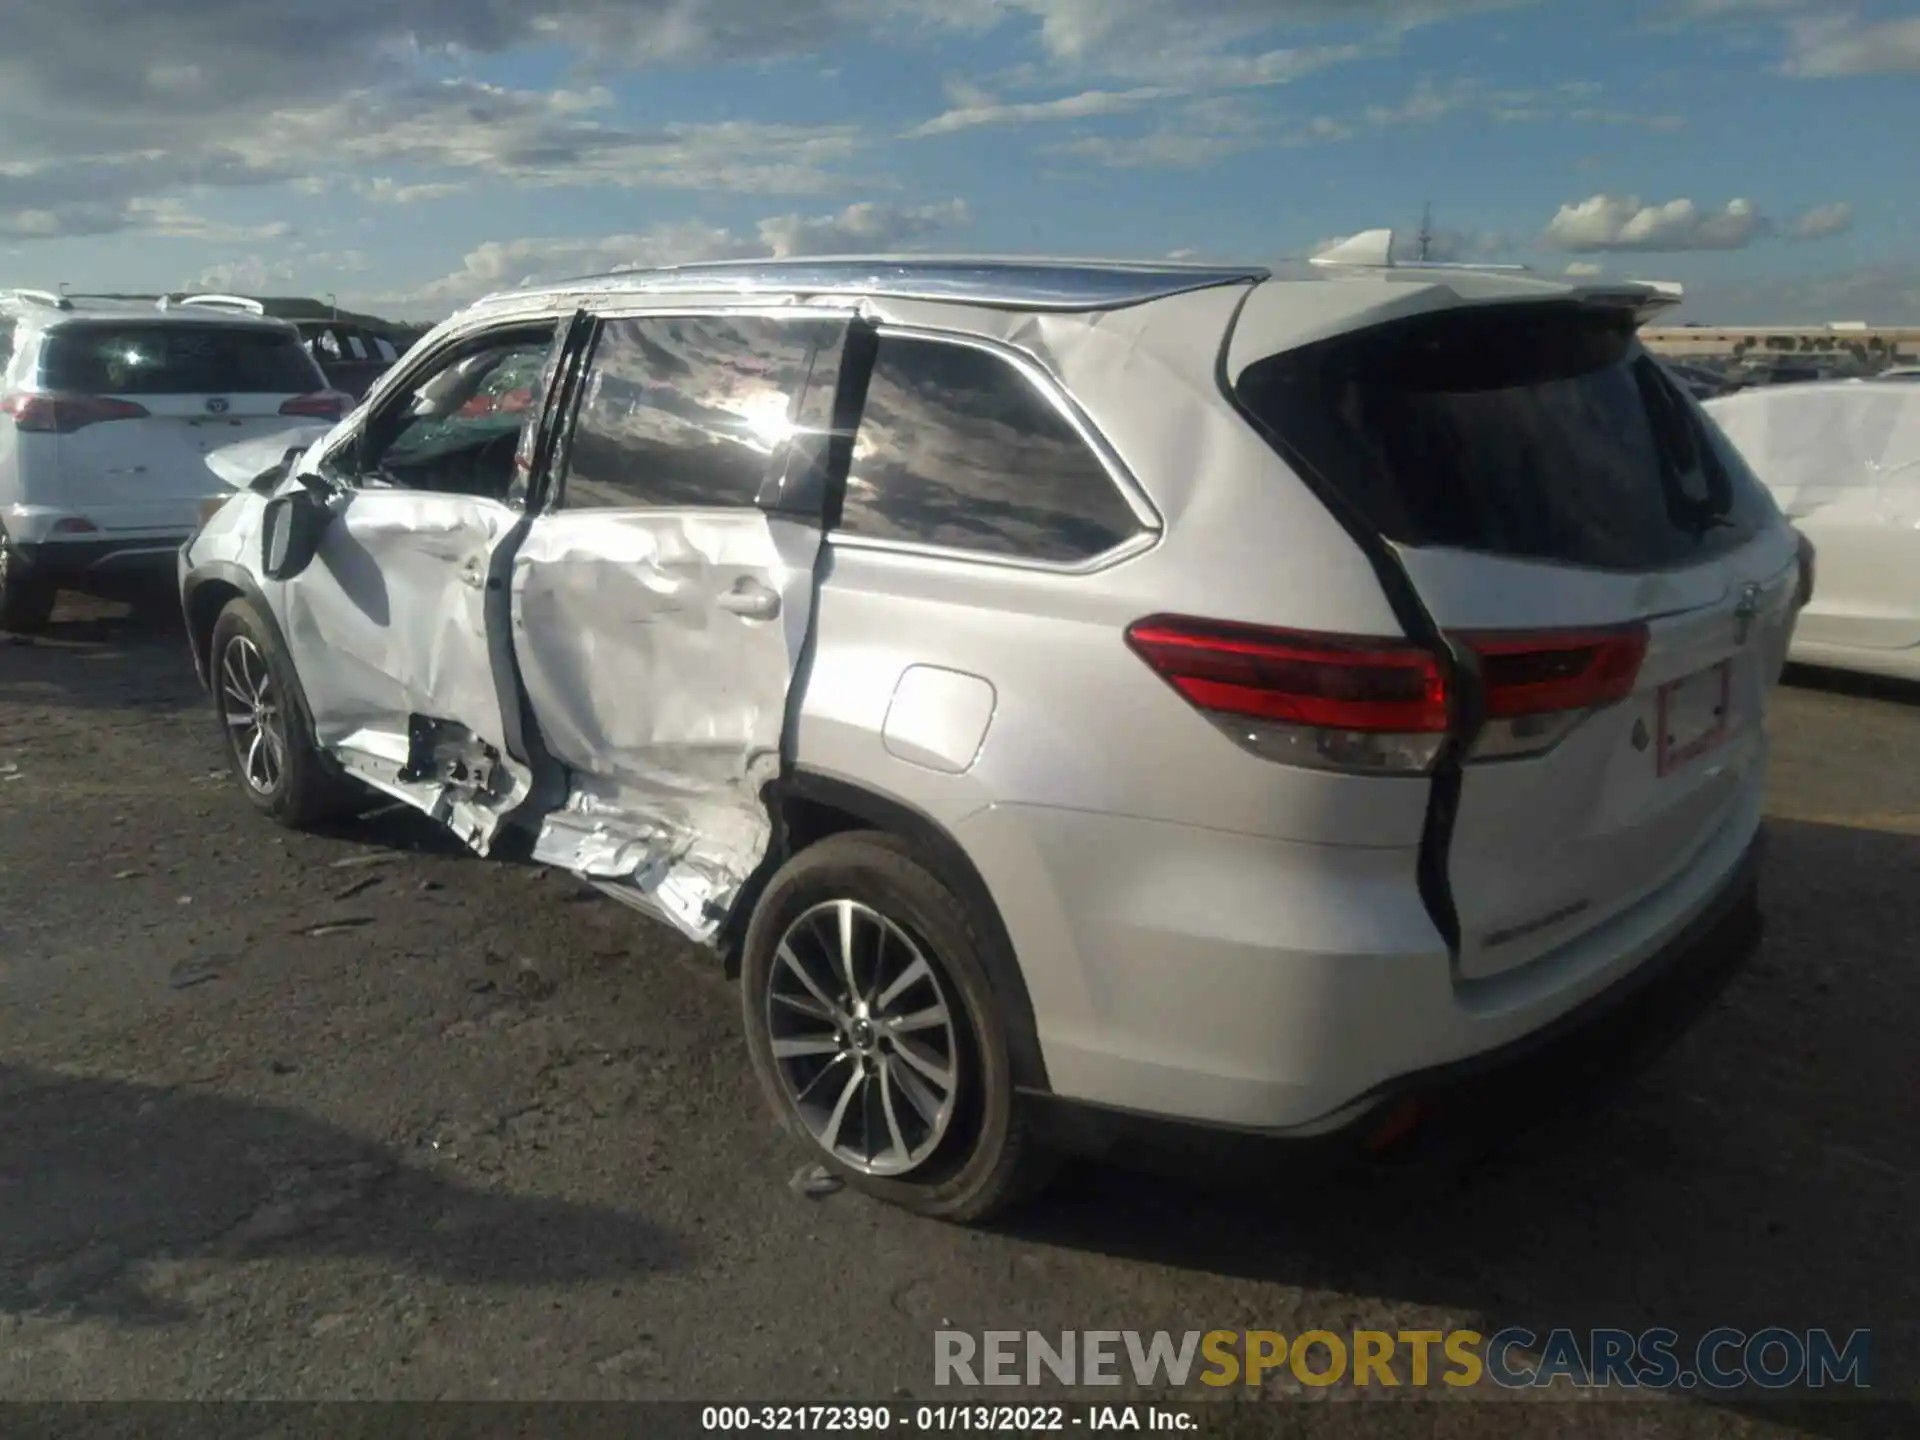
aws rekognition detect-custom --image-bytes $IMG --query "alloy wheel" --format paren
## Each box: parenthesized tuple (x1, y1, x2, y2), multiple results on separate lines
(765, 899, 961, 1177)
(220, 636, 287, 795)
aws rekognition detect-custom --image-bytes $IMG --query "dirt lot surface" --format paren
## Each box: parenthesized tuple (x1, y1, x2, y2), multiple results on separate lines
(1, 592, 1913, 1436)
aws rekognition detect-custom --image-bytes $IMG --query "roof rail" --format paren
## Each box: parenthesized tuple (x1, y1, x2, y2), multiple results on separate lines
(1308, 229, 1531, 274)
(0, 287, 74, 311)
(489, 255, 1274, 313)
(162, 293, 267, 315)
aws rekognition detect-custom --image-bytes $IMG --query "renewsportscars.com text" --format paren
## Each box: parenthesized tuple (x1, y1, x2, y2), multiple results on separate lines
(934, 1327, 1873, 1392)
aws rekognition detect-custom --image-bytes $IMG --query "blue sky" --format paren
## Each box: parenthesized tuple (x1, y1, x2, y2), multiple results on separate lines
(2, 0, 1916, 321)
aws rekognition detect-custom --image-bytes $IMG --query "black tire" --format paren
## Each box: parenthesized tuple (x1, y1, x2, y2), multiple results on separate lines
(740, 830, 1055, 1223)
(208, 597, 360, 829)
(0, 533, 56, 633)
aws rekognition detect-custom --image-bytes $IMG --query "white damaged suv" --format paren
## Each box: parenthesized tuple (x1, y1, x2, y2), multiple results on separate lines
(179, 249, 1809, 1219)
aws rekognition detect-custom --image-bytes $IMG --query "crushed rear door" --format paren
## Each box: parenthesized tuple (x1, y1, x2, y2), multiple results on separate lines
(509, 311, 853, 942)
(1236, 300, 1800, 979)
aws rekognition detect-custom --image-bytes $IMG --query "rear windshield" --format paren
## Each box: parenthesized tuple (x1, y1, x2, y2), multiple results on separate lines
(40, 323, 324, 396)
(1235, 304, 1775, 571)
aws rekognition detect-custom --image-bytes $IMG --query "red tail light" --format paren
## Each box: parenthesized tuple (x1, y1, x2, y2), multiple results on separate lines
(1126, 617, 1449, 774)
(1128, 616, 1651, 772)
(279, 390, 352, 420)
(1458, 626, 1648, 761)
(0, 392, 151, 432)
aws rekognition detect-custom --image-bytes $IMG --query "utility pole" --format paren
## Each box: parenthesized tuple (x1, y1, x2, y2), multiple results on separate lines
(1417, 203, 1433, 263)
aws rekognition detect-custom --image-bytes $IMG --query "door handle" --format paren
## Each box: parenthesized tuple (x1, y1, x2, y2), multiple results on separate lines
(717, 577, 781, 620)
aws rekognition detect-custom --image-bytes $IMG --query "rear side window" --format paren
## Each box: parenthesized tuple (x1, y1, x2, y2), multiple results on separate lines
(0, 320, 15, 372)
(1235, 305, 1774, 572)
(561, 315, 826, 511)
(40, 323, 324, 396)
(836, 336, 1140, 563)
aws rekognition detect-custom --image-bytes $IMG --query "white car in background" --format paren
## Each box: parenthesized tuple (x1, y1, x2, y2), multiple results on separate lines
(0, 289, 349, 630)
(1706, 378, 1919, 682)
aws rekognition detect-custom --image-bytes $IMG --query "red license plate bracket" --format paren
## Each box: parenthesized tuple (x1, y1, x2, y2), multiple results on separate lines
(1657, 662, 1732, 776)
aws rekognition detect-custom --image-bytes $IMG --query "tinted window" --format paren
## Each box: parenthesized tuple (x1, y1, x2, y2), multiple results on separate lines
(561, 316, 823, 510)
(1235, 304, 1774, 572)
(41, 323, 324, 396)
(837, 336, 1139, 562)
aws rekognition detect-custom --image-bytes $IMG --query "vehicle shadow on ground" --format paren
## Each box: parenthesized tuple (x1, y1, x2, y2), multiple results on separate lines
(1002, 818, 1914, 1436)
(0, 589, 202, 716)
(1782, 662, 1920, 707)
(0, 1063, 691, 1326)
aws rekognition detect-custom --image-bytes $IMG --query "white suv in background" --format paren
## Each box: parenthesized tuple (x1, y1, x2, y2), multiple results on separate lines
(0, 289, 348, 629)
(179, 251, 1809, 1220)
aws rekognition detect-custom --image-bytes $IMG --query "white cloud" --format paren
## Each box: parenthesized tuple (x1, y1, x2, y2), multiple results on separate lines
(127, 199, 294, 242)
(1542, 194, 1771, 252)
(999, 0, 1530, 74)
(1677, 3, 1920, 78)
(400, 198, 971, 308)
(191, 255, 297, 292)
(1564, 261, 1605, 276)
(246, 82, 868, 197)
(0, 0, 1547, 258)
(1791, 202, 1854, 240)
(0, 187, 296, 242)
(1781, 14, 1920, 76)
(361, 177, 472, 204)
(906, 87, 1174, 137)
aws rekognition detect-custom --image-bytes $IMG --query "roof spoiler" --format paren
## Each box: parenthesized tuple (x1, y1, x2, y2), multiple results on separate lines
(1576, 278, 1686, 321)
(1309, 229, 1530, 274)
(160, 293, 267, 315)
(0, 287, 73, 311)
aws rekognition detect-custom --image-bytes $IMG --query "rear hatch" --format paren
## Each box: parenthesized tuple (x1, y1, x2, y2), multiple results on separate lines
(36, 319, 342, 532)
(1234, 298, 1801, 979)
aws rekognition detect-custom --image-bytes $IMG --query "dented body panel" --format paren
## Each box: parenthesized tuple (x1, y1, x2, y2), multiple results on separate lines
(181, 257, 1774, 1145)
(512, 509, 823, 940)
(281, 489, 535, 850)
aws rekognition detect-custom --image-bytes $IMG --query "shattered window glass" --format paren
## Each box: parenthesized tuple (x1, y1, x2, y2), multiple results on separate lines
(836, 336, 1140, 563)
(368, 334, 557, 498)
(561, 316, 820, 511)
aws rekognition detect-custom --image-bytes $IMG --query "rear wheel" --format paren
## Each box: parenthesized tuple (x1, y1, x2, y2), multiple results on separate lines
(0, 533, 56, 632)
(209, 597, 359, 828)
(741, 831, 1054, 1223)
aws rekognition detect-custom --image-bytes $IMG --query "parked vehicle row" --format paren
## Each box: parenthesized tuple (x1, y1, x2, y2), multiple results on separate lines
(176, 251, 1809, 1220)
(0, 289, 351, 630)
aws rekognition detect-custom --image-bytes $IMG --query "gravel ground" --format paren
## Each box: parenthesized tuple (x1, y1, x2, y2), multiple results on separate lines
(0, 590, 1913, 1436)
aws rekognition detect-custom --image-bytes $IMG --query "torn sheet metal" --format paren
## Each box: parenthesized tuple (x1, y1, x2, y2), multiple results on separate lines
(510, 508, 820, 943)
(203, 424, 333, 490)
(1705, 381, 1920, 529)
(277, 490, 536, 853)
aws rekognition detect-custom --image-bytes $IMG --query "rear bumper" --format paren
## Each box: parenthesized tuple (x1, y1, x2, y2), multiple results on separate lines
(966, 788, 1765, 1134)
(1029, 826, 1763, 1163)
(12, 535, 191, 586)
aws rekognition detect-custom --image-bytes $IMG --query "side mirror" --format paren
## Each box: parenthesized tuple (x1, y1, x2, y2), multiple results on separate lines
(261, 487, 333, 581)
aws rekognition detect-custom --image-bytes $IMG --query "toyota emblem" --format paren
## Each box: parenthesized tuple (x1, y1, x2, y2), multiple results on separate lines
(205, 397, 230, 414)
